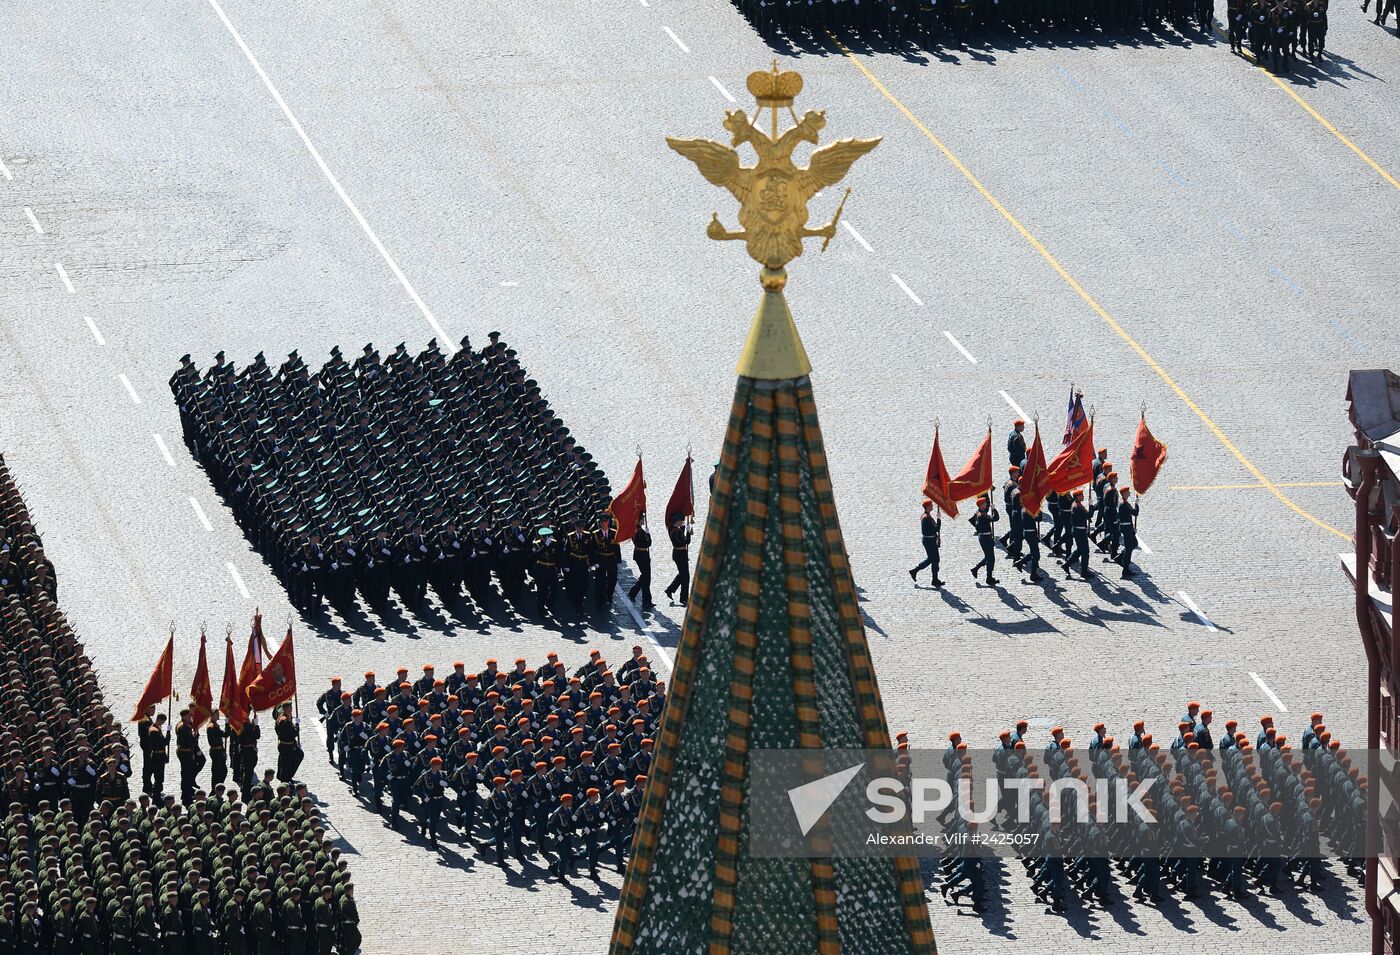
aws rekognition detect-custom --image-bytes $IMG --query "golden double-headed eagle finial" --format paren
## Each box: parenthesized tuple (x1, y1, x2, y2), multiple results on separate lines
(667, 63, 880, 290)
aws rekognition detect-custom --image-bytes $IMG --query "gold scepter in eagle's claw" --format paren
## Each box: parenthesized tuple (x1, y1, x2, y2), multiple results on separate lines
(667, 62, 879, 291)
(821, 186, 852, 253)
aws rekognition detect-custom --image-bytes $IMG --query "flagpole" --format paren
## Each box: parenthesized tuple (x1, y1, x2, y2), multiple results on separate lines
(166, 624, 174, 763)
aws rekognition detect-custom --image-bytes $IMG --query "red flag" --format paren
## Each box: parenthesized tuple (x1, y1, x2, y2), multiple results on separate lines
(609, 459, 647, 543)
(189, 632, 214, 729)
(920, 430, 958, 518)
(237, 613, 268, 707)
(947, 430, 994, 503)
(1130, 416, 1168, 495)
(1047, 419, 1096, 494)
(245, 627, 297, 712)
(664, 456, 694, 529)
(1019, 426, 1051, 517)
(220, 635, 247, 735)
(130, 635, 174, 722)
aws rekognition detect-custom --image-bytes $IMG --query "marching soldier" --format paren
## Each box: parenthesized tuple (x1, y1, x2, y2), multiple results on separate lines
(533, 526, 561, 614)
(626, 515, 655, 609)
(235, 715, 260, 794)
(1116, 487, 1141, 578)
(909, 499, 944, 587)
(593, 515, 621, 610)
(146, 713, 170, 797)
(275, 707, 304, 783)
(416, 756, 449, 847)
(175, 708, 205, 804)
(316, 676, 343, 765)
(663, 513, 693, 606)
(206, 711, 228, 790)
(1062, 490, 1092, 579)
(340, 709, 372, 794)
(1007, 419, 1027, 469)
(549, 792, 577, 880)
(969, 496, 1001, 586)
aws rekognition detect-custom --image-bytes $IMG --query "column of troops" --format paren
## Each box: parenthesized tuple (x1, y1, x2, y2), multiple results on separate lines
(0, 453, 358, 953)
(923, 706, 1365, 914)
(734, 0, 1336, 66)
(170, 336, 615, 617)
(314, 650, 664, 881)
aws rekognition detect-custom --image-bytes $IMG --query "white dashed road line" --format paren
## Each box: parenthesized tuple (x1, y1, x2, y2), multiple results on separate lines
(499, 281, 518, 287)
(118, 374, 142, 404)
(943, 331, 977, 364)
(0, 159, 12, 181)
(226, 561, 251, 599)
(54, 262, 75, 293)
(614, 585, 674, 673)
(189, 497, 214, 531)
(841, 220, 873, 252)
(998, 390, 1027, 420)
(1177, 590, 1217, 631)
(890, 273, 923, 306)
(1249, 671, 1289, 713)
(1137, 536, 1153, 555)
(205, 0, 454, 351)
(662, 25, 690, 53)
(24, 207, 43, 234)
(709, 75, 736, 103)
(153, 433, 177, 467)
(83, 316, 106, 346)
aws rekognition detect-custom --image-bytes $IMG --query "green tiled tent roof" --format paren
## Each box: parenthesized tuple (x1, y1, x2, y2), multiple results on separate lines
(610, 325, 936, 955)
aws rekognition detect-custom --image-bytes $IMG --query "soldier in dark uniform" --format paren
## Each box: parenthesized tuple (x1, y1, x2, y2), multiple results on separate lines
(626, 515, 654, 609)
(415, 756, 448, 847)
(969, 496, 1001, 586)
(147, 714, 170, 797)
(340, 710, 372, 795)
(604, 778, 635, 874)
(663, 514, 692, 606)
(251, 889, 277, 955)
(275, 709, 303, 783)
(338, 884, 360, 955)
(1019, 507, 1044, 583)
(279, 886, 306, 955)
(1007, 419, 1027, 469)
(205, 712, 227, 791)
(315, 677, 343, 765)
(312, 885, 337, 955)
(909, 499, 944, 587)
(235, 716, 260, 794)
(384, 739, 414, 825)
(1116, 487, 1141, 578)
(175, 710, 204, 805)
(563, 519, 593, 608)
(453, 750, 483, 837)
(549, 792, 577, 880)
(1062, 490, 1092, 579)
(1001, 467, 1024, 561)
(532, 527, 560, 615)
(592, 515, 621, 611)
(137, 704, 158, 796)
(190, 892, 215, 955)
(221, 888, 247, 955)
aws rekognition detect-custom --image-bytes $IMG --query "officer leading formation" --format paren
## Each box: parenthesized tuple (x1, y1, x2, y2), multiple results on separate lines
(170, 336, 614, 618)
(316, 651, 663, 882)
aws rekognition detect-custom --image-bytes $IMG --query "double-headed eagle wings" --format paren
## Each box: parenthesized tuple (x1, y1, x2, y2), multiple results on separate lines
(665, 134, 879, 203)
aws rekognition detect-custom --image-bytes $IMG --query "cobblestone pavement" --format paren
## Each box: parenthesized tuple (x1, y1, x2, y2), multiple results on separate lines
(2, 0, 1396, 951)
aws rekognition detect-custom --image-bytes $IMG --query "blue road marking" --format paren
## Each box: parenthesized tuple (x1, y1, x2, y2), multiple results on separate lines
(1268, 265, 1303, 295)
(1154, 158, 1191, 189)
(1054, 64, 1085, 92)
(1104, 110, 1134, 138)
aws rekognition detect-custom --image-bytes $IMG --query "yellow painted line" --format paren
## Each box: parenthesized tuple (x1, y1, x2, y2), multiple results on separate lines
(1169, 481, 1344, 491)
(831, 36, 1351, 542)
(1213, 26, 1400, 191)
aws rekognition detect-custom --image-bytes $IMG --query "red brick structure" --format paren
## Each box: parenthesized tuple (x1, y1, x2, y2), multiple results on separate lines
(1343, 369, 1400, 955)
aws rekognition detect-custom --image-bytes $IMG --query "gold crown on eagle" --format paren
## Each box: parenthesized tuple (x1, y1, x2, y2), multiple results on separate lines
(747, 63, 803, 107)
